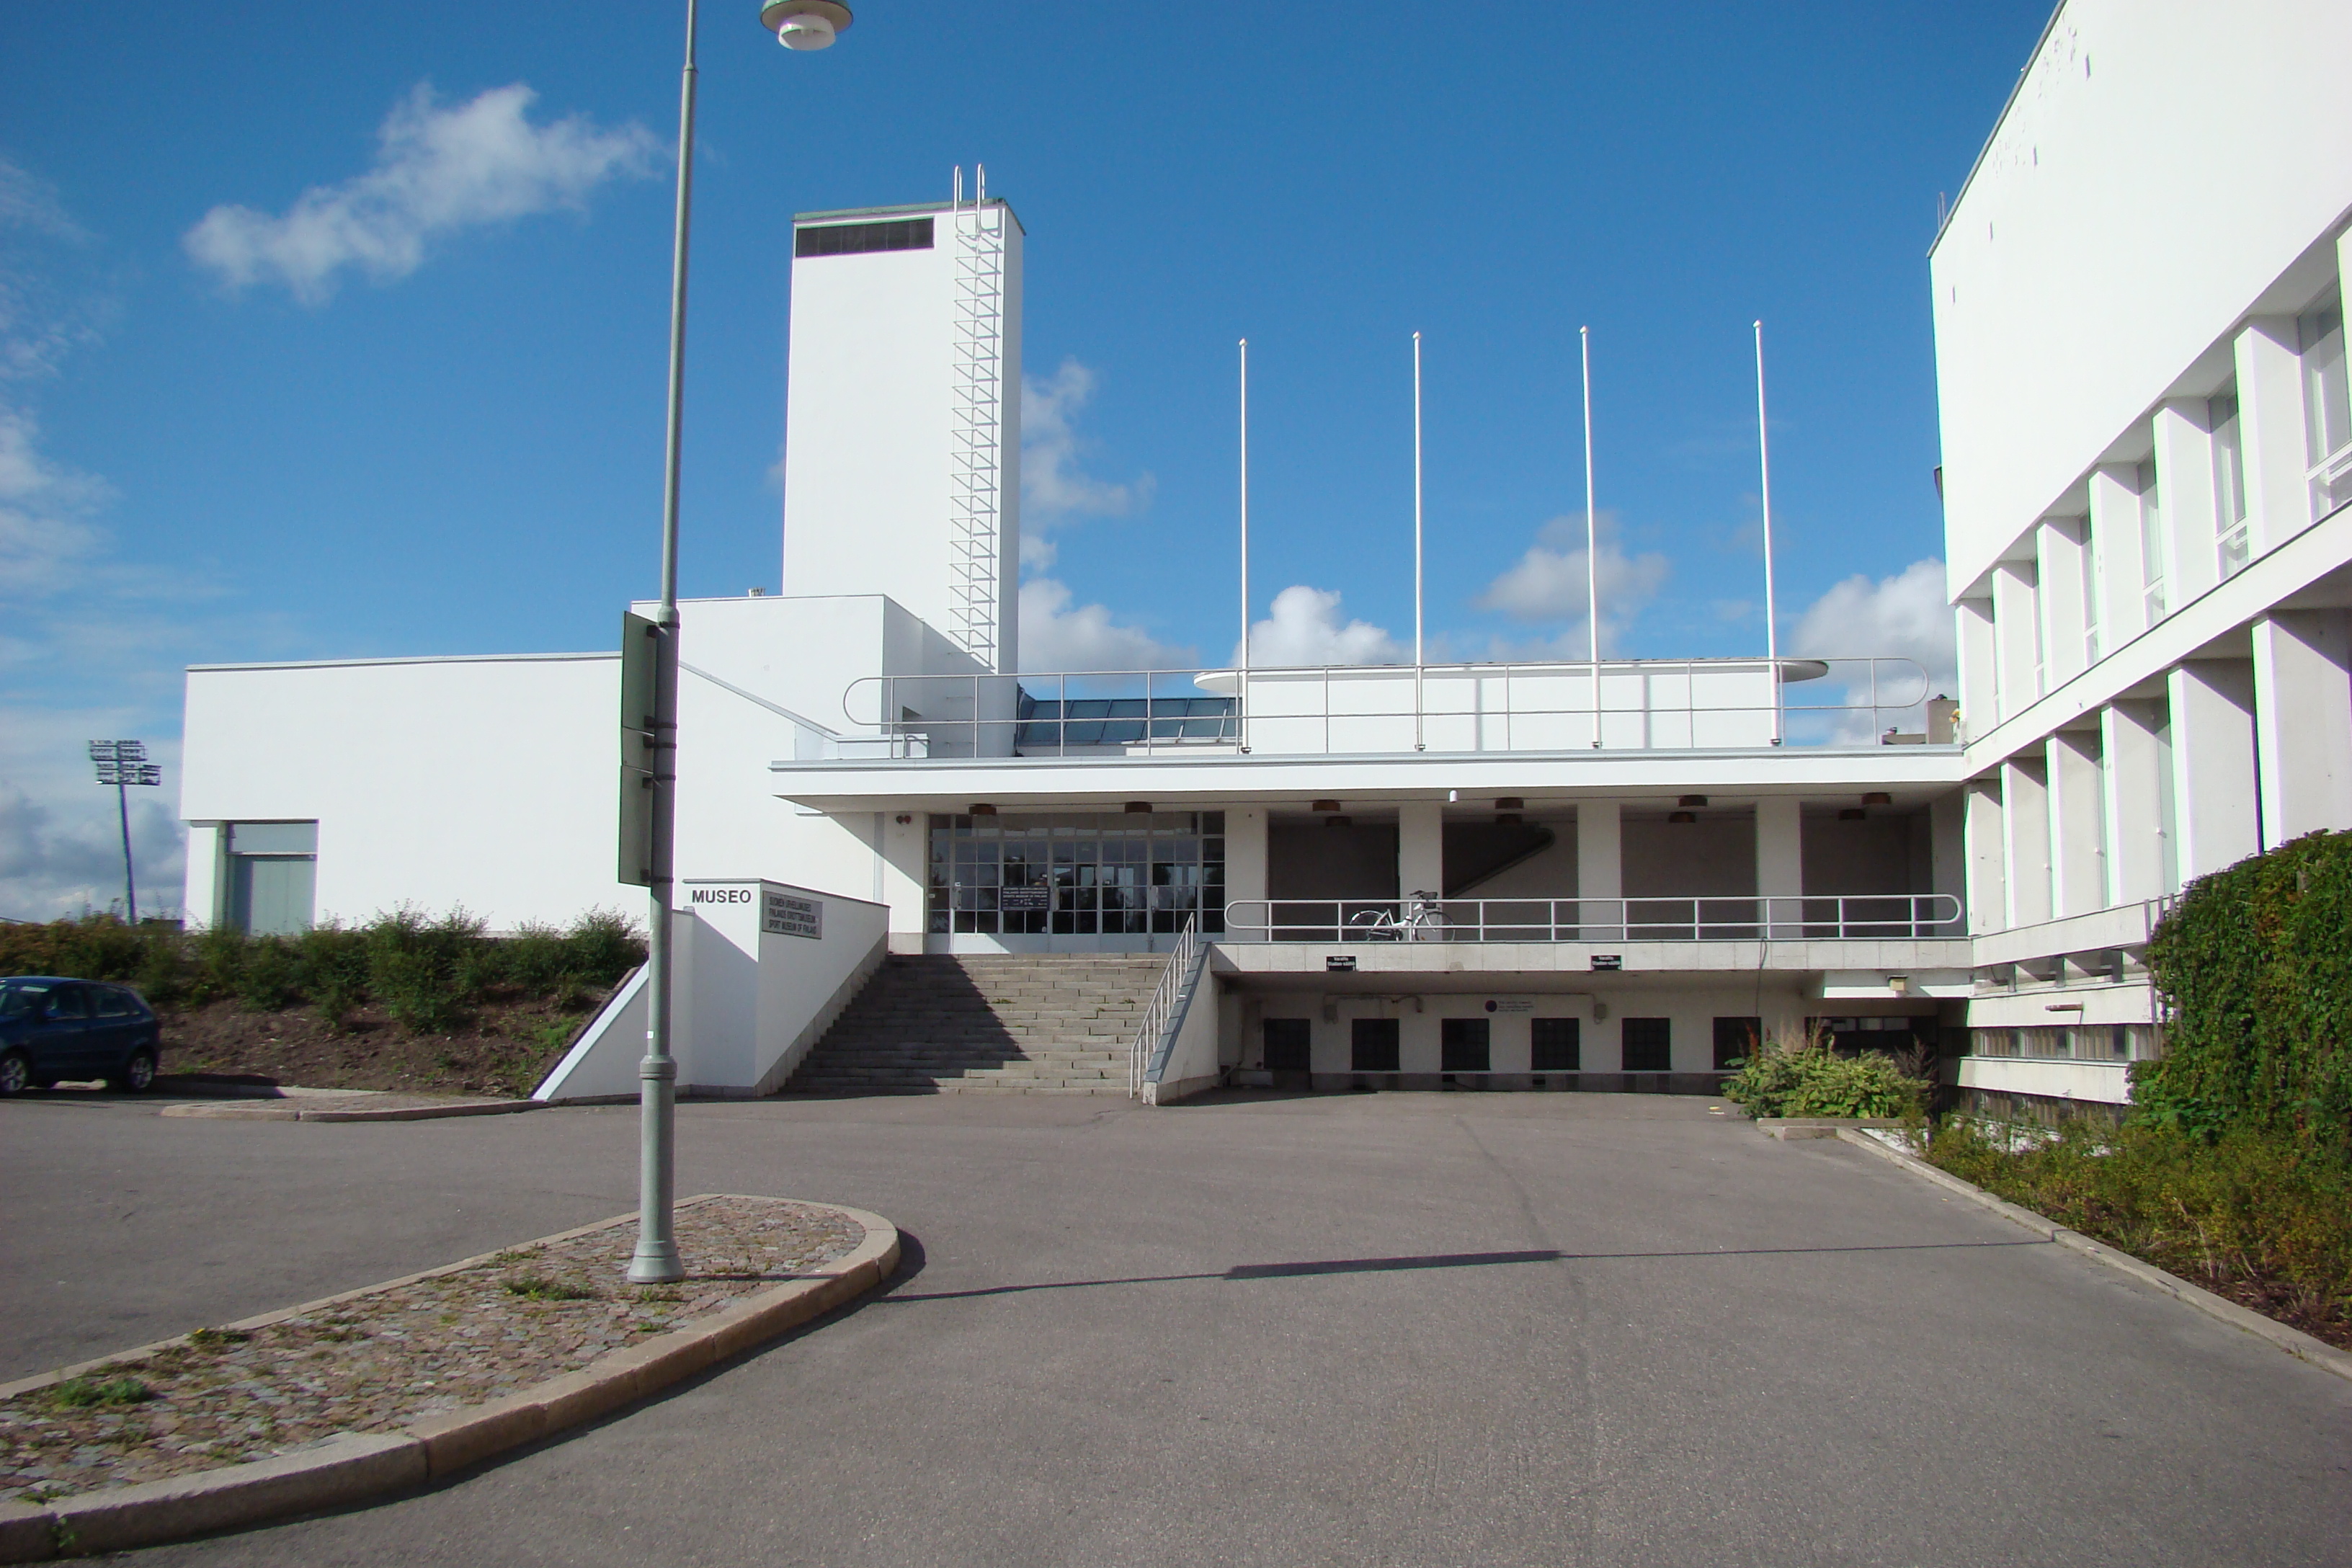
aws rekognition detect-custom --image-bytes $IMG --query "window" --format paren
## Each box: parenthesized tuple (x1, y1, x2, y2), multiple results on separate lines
(1530, 1017, 1581, 1072)
(92, 988, 133, 1019)
(2137, 458, 2166, 624)
(793, 217, 934, 257)
(1967, 1028, 2020, 1057)
(1350, 1017, 1400, 1072)
(1621, 1017, 1672, 1072)
(1263, 1018, 1312, 1073)
(2211, 391, 2250, 578)
(1440, 1017, 1490, 1073)
(45, 987, 89, 1021)
(928, 812, 1224, 937)
(1712, 1017, 1762, 1071)
(2302, 299, 2351, 519)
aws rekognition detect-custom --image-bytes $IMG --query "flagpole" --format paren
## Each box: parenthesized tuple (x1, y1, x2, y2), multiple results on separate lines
(1755, 319, 1782, 746)
(1412, 330, 1425, 752)
(1238, 337, 1250, 752)
(1582, 324, 1599, 749)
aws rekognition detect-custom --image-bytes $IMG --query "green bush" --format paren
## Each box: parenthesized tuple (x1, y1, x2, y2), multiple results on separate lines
(2140, 829, 2352, 1149)
(0, 907, 643, 1032)
(1721, 1023, 1928, 1120)
(1928, 1118, 2352, 1332)
(235, 938, 303, 1012)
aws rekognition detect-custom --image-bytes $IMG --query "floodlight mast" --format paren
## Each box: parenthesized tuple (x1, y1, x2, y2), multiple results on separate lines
(627, 0, 855, 1289)
(87, 740, 159, 925)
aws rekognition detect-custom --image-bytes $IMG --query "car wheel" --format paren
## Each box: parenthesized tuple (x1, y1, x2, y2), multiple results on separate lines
(0, 1050, 30, 1096)
(110, 1048, 158, 1094)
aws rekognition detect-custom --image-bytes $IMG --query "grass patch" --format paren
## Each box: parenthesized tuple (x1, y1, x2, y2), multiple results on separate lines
(48, 1376, 156, 1409)
(184, 1327, 251, 1350)
(502, 1275, 600, 1302)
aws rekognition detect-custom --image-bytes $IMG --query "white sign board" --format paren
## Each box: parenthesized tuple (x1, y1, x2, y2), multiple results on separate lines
(763, 890, 822, 940)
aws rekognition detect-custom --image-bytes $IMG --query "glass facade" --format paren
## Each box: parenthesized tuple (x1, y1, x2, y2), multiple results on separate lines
(929, 812, 1225, 937)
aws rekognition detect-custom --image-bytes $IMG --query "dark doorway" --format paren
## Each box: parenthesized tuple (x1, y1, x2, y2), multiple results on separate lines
(1531, 1017, 1581, 1072)
(1441, 1017, 1491, 1072)
(1351, 1017, 1401, 1072)
(1621, 1017, 1672, 1072)
(1712, 1016, 1763, 1071)
(1264, 1018, 1312, 1072)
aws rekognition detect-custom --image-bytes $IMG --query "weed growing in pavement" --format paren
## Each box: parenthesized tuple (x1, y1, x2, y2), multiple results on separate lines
(184, 1327, 251, 1350)
(503, 1275, 600, 1302)
(48, 1376, 155, 1409)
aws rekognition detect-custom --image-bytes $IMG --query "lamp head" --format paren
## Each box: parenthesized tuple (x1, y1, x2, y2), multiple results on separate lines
(761, 0, 851, 48)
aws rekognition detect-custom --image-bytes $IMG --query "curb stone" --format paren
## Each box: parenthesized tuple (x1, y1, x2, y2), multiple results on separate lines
(1830, 1127, 2352, 1384)
(0, 1196, 899, 1561)
(158, 1098, 543, 1123)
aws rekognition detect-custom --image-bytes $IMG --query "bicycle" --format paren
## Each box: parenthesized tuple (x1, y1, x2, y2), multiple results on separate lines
(1345, 892, 1451, 943)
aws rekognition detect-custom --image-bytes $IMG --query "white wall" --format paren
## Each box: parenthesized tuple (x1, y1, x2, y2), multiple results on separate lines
(1934, 0, 2352, 593)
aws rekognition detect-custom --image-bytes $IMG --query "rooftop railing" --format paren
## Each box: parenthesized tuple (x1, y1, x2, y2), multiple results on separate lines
(832, 656, 1938, 760)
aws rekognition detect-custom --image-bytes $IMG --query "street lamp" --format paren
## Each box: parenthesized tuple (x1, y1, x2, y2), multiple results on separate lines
(88, 740, 162, 925)
(621, 0, 855, 1288)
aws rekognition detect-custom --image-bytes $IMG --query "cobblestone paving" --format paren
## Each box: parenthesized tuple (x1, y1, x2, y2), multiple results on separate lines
(0, 1198, 861, 1504)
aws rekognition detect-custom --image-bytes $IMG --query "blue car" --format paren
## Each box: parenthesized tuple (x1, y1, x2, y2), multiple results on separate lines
(0, 977, 161, 1095)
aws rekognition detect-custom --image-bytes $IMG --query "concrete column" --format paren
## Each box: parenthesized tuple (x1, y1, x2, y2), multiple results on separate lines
(2253, 610, 2352, 843)
(183, 821, 228, 930)
(1964, 779, 2005, 935)
(1956, 597, 1996, 740)
(2002, 756, 2052, 928)
(1754, 796, 1801, 935)
(1992, 560, 2041, 721)
(2101, 701, 2167, 905)
(2046, 730, 2106, 917)
(879, 810, 929, 953)
(1398, 801, 1443, 901)
(2154, 399, 2220, 607)
(2168, 660, 2260, 878)
(1224, 805, 1268, 927)
(2036, 519, 2091, 688)
(2235, 317, 2307, 558)
(1577, 800, 1621, 937)
(2088, 464, 2148, 644)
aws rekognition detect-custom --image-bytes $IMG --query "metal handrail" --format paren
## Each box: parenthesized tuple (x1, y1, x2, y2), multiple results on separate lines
(1223, 894, 1964, 943)
(1130, 911, 1200, 1097)
(837, 656, 1936, 760)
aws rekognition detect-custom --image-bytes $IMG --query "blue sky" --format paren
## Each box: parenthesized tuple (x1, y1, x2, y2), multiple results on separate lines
(0, 0, 2051, 917)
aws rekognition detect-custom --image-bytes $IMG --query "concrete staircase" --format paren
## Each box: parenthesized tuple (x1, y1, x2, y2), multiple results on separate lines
(783, 953, 1170, 1095)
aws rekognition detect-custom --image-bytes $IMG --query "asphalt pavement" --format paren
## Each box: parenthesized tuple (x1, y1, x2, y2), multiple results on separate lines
(4, 1087, 2348, 1566)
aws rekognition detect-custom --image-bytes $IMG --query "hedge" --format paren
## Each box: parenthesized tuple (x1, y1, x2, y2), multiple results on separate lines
(0, 909, 643, 1035)
(2139, 829, 2352, 1148)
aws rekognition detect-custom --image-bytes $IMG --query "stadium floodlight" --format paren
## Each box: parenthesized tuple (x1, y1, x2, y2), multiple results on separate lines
(89, 741, 163, 925)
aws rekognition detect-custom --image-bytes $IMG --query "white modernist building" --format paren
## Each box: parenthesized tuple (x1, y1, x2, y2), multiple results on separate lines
(176, 0, 2352, 1112)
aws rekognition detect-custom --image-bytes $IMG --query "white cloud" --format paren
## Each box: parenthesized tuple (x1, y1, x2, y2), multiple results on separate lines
(1474, 512, 1671, 656)
(1233, 584, 1405, 669)
(0, 161, 208, 919)
(184, 83, 660, 302)
(1017, 578, 1190, 674)
(1788, 558, 1956, 740)
(1019, 358, 1152, 567)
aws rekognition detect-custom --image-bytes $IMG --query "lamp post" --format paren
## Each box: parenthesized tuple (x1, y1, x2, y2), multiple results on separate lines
(88, 741, 161, 925)
(625, 0, 854, 1288)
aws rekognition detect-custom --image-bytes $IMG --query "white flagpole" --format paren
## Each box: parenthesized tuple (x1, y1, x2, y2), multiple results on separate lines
(1755, 319, 1782, 746)
(1238, 337, 1250, 752)
(1582, 324, 1599, 748)
(1412, 330, 1425, 752)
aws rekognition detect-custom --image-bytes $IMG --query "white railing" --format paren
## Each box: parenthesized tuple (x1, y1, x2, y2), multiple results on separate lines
(1130, 911, 1200, 1098)
(1222, 894, 1964, 943)
(839, 656, 1936, 760)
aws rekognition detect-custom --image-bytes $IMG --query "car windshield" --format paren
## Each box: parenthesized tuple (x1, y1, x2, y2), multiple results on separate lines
(0, 985, 49, 1020)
